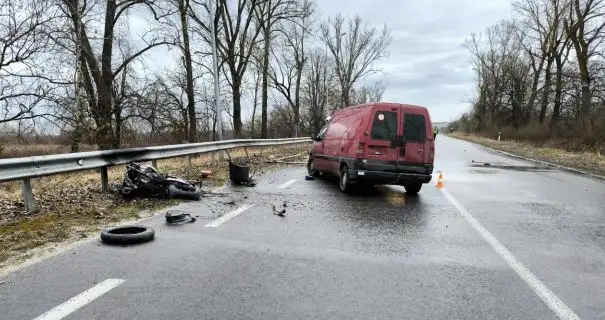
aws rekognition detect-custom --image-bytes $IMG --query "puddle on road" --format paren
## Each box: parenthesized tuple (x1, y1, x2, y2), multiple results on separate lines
(468, 161, 555, 172)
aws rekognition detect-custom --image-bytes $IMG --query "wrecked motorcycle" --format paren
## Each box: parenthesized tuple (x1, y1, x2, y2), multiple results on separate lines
(119, 162, 202, 200)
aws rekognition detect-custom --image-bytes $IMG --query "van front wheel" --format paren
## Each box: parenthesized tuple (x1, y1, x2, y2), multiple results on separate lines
(339, 165, 353, 193)
(307, 156, 320, 177)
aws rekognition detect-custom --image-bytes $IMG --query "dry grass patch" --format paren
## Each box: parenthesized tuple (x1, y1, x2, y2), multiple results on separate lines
(449, 132, 605, 176)
(0, 143, 311, 269)
(0, 143, 97, 159)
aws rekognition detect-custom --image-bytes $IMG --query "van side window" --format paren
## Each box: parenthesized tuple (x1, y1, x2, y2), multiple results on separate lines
(370, 111, 397, 141)
(403, 113, 426, 142)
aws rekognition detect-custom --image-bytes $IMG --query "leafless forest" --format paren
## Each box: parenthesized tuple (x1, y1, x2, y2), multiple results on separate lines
(0, 0, 391, 157)
(452, 0, 605, 152)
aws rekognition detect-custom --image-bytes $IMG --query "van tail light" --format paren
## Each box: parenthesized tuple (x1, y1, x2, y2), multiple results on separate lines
(356, 142, 365, 154)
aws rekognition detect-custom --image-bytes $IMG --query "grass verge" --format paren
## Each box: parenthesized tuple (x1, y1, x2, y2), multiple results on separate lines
(0, 143, 311, 270)
(448, 132, 605, 176)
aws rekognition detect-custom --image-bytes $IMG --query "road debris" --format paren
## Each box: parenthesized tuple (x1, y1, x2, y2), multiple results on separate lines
(119, 162, 202, 200)
(200, 169, 213, 179)
(223, 196, 236, 205)
(100, 225, 155, 245)
(272, 204, 286, 217)
(165, 210, 197, 224)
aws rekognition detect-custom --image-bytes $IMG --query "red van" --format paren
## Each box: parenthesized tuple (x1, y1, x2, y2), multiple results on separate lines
(307, 102, 435, 194)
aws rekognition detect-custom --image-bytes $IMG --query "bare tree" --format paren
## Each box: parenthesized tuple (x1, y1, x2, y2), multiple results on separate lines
(320, 14, 391, 108)
(254, 0, 305, 138)
(189, 0, 264, 138)
(513, 0, 552, 124)
(301, 49, 330, 135)
(175, 0, 197, 142)
(350, 80, 386, 104)
(58, 0, 173, 149)
(268, 0, 315, 137)
(0, 0, 58, 125)
(563, 0, 605, 122)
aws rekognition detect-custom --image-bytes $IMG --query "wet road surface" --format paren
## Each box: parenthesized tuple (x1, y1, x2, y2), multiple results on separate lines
(1, 135, 604, 319)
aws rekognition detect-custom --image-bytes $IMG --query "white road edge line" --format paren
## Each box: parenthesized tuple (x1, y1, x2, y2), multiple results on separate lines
(440, 188, 580, 320)
(278, 179, 297, 189)
(32, 278, 125, 320)
(205, 204, 255, 228)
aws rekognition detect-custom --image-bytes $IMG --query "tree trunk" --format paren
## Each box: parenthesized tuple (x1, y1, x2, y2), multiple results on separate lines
(539, 58, 553, 125)
(550, 55, 564, 127)
(576, 51, 591, 122)
(294, 63, 303, 137)
(260, 11, 271, 139)
(96, 0, 117, 150)
(179, 0, 196, 143)
(251, 75, 259, 138)
(341, 82, 351, 108)
(113, 105, 122, 148)
(232, 79, 243, 138)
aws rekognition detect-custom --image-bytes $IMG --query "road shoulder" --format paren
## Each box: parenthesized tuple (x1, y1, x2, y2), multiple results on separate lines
(448, 132, 605, 180)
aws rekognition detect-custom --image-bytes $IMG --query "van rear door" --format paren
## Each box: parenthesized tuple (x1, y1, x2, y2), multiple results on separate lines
(399, 111, 429, 166)
(363, 106, 401, 172)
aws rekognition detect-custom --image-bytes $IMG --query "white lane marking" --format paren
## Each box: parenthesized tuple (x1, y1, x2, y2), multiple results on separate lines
(205, 204, 255, 227)
(441, 188, 580, 320)
(278, 179, 297, 189)
(33, 278, 125, 320)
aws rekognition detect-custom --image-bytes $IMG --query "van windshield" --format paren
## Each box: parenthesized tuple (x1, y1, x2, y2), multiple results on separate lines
(403, 113, 426, 142)
(371, 111, 397, 141)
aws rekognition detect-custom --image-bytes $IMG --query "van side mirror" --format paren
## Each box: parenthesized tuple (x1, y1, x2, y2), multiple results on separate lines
(313, 135, 322, 142)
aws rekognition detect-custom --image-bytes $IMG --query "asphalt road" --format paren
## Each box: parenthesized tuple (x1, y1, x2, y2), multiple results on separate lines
(1, 135, 604, 320)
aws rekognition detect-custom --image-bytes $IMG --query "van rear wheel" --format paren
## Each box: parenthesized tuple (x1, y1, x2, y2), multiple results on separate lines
(404, 182, 422, 195)
(339, 165, 353, 193)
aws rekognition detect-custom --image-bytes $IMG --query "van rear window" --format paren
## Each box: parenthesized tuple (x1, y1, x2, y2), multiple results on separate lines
(403, 113, 426, 142)
(371, 111, 397, 140)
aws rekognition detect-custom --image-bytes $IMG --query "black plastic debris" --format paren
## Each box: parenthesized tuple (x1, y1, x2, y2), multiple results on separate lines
(229, 160, 250, 184)
(305, 175, 315, 180)
(165, 210, 197, 224)
(272, 204, 286, 217)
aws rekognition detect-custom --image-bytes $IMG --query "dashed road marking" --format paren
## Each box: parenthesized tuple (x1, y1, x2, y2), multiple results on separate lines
(33, 278, 125, 320)
(205, 204, 255, 227)
(441, 187, 581, 320)
(278, 179, 297, 189)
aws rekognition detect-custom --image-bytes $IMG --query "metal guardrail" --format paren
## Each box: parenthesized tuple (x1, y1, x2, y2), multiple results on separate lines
(0, 137, 312, 211)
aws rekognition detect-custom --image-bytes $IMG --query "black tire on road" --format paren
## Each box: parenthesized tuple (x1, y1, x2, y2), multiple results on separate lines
(168, 183, 202, 200)
(404, 182, 422, 195)
(100, 225, 155, 245)
(339, 165, 353, 193)
(307, 156, 320, 177)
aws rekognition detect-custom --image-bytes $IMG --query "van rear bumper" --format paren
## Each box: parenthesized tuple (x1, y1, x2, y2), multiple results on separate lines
(348, 169, 432, 185)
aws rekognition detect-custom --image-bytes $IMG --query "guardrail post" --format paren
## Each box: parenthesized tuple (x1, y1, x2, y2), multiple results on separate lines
(187, 155, 192, 170)
(152, 160, 158, 168)
(100, 167, 109, 193)
(21, 178, 36, 212)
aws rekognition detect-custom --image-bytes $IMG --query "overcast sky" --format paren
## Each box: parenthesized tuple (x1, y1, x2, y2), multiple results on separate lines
(314, 0, 513, 122)
(129, 0, 514, 124)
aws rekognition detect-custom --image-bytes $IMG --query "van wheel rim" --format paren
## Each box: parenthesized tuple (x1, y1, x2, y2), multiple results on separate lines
(340, 171, 348, 189)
